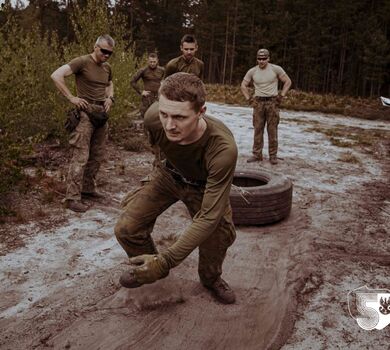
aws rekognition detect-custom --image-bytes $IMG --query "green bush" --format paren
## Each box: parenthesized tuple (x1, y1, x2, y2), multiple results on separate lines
(0, 0, 142, 197)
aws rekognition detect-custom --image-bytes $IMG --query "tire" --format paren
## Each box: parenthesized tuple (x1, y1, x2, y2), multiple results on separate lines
(229, 168, 293, 225)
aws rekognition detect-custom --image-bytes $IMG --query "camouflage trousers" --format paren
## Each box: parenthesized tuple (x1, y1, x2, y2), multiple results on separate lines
(252, 99, 280, 158)
(66, 104, 108, 201)
(140, 93, 158, 118)
(115, 166, 236, 286)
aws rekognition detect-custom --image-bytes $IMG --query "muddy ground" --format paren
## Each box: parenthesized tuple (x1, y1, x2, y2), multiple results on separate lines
(0, 103, 389, 350)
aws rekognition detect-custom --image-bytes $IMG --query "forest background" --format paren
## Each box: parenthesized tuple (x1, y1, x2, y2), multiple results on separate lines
(0, 0, 389, 206)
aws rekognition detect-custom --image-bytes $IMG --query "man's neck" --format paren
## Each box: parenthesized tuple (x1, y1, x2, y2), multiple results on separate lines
(91, 53, 101, 65)
(178, 118, 207, 145)
(183, 55, 194, 63)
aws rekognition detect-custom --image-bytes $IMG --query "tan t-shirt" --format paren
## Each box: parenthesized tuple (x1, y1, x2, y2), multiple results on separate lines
(68, 54, 112, 101)
(164, 56, 204, 79)
(144, 102, 237, 267)
(243, 63, 286, 97)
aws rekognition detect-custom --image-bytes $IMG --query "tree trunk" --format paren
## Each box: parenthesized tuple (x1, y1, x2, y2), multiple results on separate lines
(208, 24, 215, 83)
(229, 0, 238, 84)
(222, 12, 229, 85)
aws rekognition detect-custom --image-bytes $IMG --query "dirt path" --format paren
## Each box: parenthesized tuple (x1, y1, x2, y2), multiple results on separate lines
(0, 104, 389, 349)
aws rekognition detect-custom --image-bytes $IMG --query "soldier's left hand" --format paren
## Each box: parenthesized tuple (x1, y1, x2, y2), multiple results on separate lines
(130, 254, 169, 284)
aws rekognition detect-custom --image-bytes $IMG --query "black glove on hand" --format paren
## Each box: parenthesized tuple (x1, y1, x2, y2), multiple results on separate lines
(130, 254, 170, 284)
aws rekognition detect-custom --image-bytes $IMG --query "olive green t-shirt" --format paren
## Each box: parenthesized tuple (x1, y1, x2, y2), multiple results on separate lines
(164, 56, 204, 79)
(144, 102, 237, 267)
(131, 66, 165, 95)
(68, 54, 112, 102)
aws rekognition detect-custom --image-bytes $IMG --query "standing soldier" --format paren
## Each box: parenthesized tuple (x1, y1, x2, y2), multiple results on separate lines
(164, 34, 204, 79)
(51, 34, 115, 212)
(241, 48, 291, 165)
(131, 53, 164, 119)
(115, 73, 237, 304)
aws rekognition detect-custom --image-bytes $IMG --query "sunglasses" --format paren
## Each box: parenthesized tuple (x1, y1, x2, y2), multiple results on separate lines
(97, 45, 113, 56)
(257, 57, 268, 61)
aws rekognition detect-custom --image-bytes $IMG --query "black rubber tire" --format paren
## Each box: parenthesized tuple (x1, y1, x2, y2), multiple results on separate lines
(229, 168, 293, 225)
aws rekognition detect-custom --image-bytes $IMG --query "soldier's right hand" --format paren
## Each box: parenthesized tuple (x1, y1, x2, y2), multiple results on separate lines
(130, 254, 169, 284)
(142, 90, 151, 97)
(69, 96, 89, 110)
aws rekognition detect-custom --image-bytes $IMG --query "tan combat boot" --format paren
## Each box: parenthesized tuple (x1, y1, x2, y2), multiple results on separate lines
(64, 200, 89, 213)
(246, 154, 263, 163)
(204, 278, 236, 304)
(81, 191, 105, 200)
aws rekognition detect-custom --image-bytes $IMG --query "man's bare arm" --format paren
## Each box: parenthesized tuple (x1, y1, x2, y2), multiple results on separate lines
(50, 64, 89, 109)
(104, 80, 114, 112)
(240, 79, 252, 101)
(279, 74, 292, 97)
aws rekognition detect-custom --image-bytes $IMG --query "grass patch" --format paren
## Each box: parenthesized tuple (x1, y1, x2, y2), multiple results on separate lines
(121, 134, 150, 152)
(329, 137, 354, 148)
(337, 152, 361, 164)
(206, 84, 390, 121)
(305, 126, 389, 152)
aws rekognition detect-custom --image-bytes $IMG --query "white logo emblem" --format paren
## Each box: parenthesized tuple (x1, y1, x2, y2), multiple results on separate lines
(347, 285, 390, 330)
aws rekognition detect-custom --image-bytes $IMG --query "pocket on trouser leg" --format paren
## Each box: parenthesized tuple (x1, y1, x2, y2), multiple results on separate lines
(120, 187, 143, 208)
(219, 206, 236, 248)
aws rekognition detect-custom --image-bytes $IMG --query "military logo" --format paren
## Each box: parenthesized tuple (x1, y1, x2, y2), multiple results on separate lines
(347, 285, 390, 330)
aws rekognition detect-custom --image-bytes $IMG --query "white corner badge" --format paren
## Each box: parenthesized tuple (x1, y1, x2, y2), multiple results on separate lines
(348, 285, 390, 330)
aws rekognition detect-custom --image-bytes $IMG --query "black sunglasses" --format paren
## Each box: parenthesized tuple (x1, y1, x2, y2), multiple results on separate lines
(97, 45, 113, 56)
(257, 57, 268, 61)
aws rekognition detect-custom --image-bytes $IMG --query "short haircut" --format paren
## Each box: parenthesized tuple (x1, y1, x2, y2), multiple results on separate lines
(159, 72, 206, 112)
(148, 52, 158, 59)
(181, 34, 197, 45)
(96, 34, 115, 47)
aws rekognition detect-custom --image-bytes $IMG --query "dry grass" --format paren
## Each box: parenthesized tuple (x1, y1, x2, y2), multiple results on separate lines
(337, 152, 361, 164)
(122, 134, 150, 152)
(305, 126, 389, 152)
(329, 137, 354, 148)
(206, 84, 390, 121)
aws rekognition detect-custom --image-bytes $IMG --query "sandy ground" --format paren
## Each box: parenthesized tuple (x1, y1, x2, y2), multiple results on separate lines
(0, 103, 389, 350)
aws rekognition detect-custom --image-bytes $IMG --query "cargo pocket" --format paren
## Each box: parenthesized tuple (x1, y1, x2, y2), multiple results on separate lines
(121, 187, 143, 208)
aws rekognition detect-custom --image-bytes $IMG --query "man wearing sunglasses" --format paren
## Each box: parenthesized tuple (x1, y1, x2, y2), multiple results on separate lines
(241, 48, 291, 165)
(51, 34, 115, 212)
(131, 53, 165, 119)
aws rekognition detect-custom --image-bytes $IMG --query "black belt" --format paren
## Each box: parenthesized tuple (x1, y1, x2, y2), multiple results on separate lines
(84, 98, 105, 106)
(165, 161, 206, 187)
(255, 96, 277, 101)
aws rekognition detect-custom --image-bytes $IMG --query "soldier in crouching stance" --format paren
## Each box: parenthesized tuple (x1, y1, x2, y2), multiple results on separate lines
(115, 72, 237, 304)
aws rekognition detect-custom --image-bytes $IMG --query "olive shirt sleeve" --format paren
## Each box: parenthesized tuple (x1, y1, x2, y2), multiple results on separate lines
(163, 59, 177, 79)
(161, 139, 238, 269)
(68, 56, 86, 74)
(130, 68, 145, 95)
